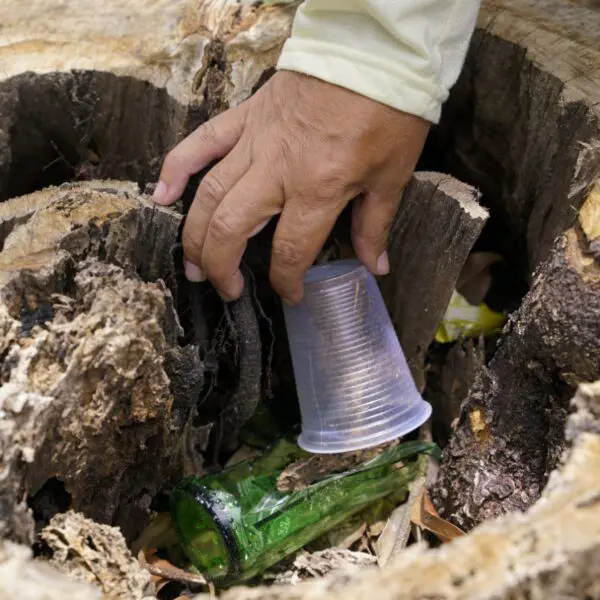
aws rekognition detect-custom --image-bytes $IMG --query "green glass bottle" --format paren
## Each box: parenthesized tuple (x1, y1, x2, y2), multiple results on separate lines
(171, 439, 436, 586)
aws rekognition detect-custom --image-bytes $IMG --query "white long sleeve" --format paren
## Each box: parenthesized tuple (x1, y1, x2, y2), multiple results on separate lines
(276, 0, 481, 124)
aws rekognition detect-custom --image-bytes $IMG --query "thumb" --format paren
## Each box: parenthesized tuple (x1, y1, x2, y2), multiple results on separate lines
(351, 189, 402, 276)
(153, 104, 247, 206)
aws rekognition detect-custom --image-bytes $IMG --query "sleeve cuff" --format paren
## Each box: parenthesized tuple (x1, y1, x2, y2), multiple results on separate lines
(276, 37, 444, 124)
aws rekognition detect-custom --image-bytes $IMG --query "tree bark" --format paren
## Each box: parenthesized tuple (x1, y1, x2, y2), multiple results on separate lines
(0, 0, 600, 598)
(0, 183, 205, 544)
(424, 0, 600, 278)
(382, 173, 488, 389)
(433, 222, 600, 529)
(0, 0, 297, 547)
(422, 0, 600, 529)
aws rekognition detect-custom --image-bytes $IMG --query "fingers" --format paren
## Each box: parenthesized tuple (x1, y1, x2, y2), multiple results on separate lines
(200, 166, 283, 300)
(351, 188, 403, 276)
(270, 195, 348, 304)
(153, 105, 246, 206)
(181, 146, 251, 282)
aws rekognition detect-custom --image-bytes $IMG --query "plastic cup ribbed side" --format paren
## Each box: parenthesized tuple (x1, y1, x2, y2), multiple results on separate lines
(283, 259, 432, 454)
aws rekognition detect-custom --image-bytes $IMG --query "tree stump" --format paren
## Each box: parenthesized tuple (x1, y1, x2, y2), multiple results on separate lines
(433, 222, 600, 529)
(428, 1, 600, 528)
(0, 0, 600, 598)
(0, 182, 206, 544)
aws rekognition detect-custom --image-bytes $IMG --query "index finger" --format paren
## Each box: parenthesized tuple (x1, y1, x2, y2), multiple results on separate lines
(153, 104, 247, 206)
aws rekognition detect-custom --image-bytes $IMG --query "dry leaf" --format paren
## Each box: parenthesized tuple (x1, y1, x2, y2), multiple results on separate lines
(410, 490, 465, 543)
(138, 548, 208, 588)
(339, 522, 368, 550)
(376, 453, 434, 567)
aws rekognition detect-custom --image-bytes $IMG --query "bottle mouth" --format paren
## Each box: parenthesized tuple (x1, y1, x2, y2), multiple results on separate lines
(171, 481, 241, 584)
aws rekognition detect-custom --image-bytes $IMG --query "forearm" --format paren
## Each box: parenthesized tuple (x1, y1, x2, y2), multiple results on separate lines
(276, 0, 481, 123)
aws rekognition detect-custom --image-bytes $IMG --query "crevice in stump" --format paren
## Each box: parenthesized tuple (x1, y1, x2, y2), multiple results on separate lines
(0, 71, 209, 201)
(433, 225, 600, 529)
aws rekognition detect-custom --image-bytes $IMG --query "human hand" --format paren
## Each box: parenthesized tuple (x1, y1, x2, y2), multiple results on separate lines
(153, 71, 430, 303)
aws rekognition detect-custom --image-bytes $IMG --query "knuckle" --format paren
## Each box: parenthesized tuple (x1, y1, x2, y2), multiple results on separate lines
(272, 239, 304, 271)
(208, 209, 238, 245)
(197, 120, 218, 144)
(198, 173, 227, 205)
(163, 147, 184, 172)
(352, 223, 387, 244)
(181, 230, 205, 262)
(311, 163, 357, 202)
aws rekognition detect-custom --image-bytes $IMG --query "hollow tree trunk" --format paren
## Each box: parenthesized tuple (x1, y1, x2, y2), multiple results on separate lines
(0, 183, 204, 544)
(427, 1, 600, 529)
(0, 1, 600, 599)
(0, 0, 298, 548)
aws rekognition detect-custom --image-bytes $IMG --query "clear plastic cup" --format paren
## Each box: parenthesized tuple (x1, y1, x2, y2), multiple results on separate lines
(283, 259, 432, 454)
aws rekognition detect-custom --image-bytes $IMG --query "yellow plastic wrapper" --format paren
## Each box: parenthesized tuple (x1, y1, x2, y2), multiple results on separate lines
(434, 290, 507, 344)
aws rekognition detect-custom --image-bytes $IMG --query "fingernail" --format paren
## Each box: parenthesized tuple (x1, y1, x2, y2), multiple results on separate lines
(217, 290, 234, 302)
(217, 271, 244, 302)
(184, 261, 206, 282)
(376, 251, 390, 275)
(152, 180, 168, 204)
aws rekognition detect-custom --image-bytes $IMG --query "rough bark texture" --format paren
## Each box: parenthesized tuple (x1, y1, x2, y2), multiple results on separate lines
(0, 0, 599, 598)
(0, 0, 297, 549)
(421, 0, 600, 530)
(0, 540, 103, 599)
(382, 173, 488, 389)
(433, 198, 600, 529)
(187, 382, 600, 600)
(0, 182, 203, 545)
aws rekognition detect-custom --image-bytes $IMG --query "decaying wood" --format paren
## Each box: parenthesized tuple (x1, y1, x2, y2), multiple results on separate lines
(0, 540, 102, 600)
(433, 214, 600, 529)
(427, 0, 600, 278)
(187, 381, 600, 600)
(41, 511, 153, 599)
(382, 173, 488, 389)
(423, 0, 600, 529)
(269, 549, 377, 586)
(277, 441, 398, 493)
(0, 0, 599, 598)
(0, 182, 203, 544)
